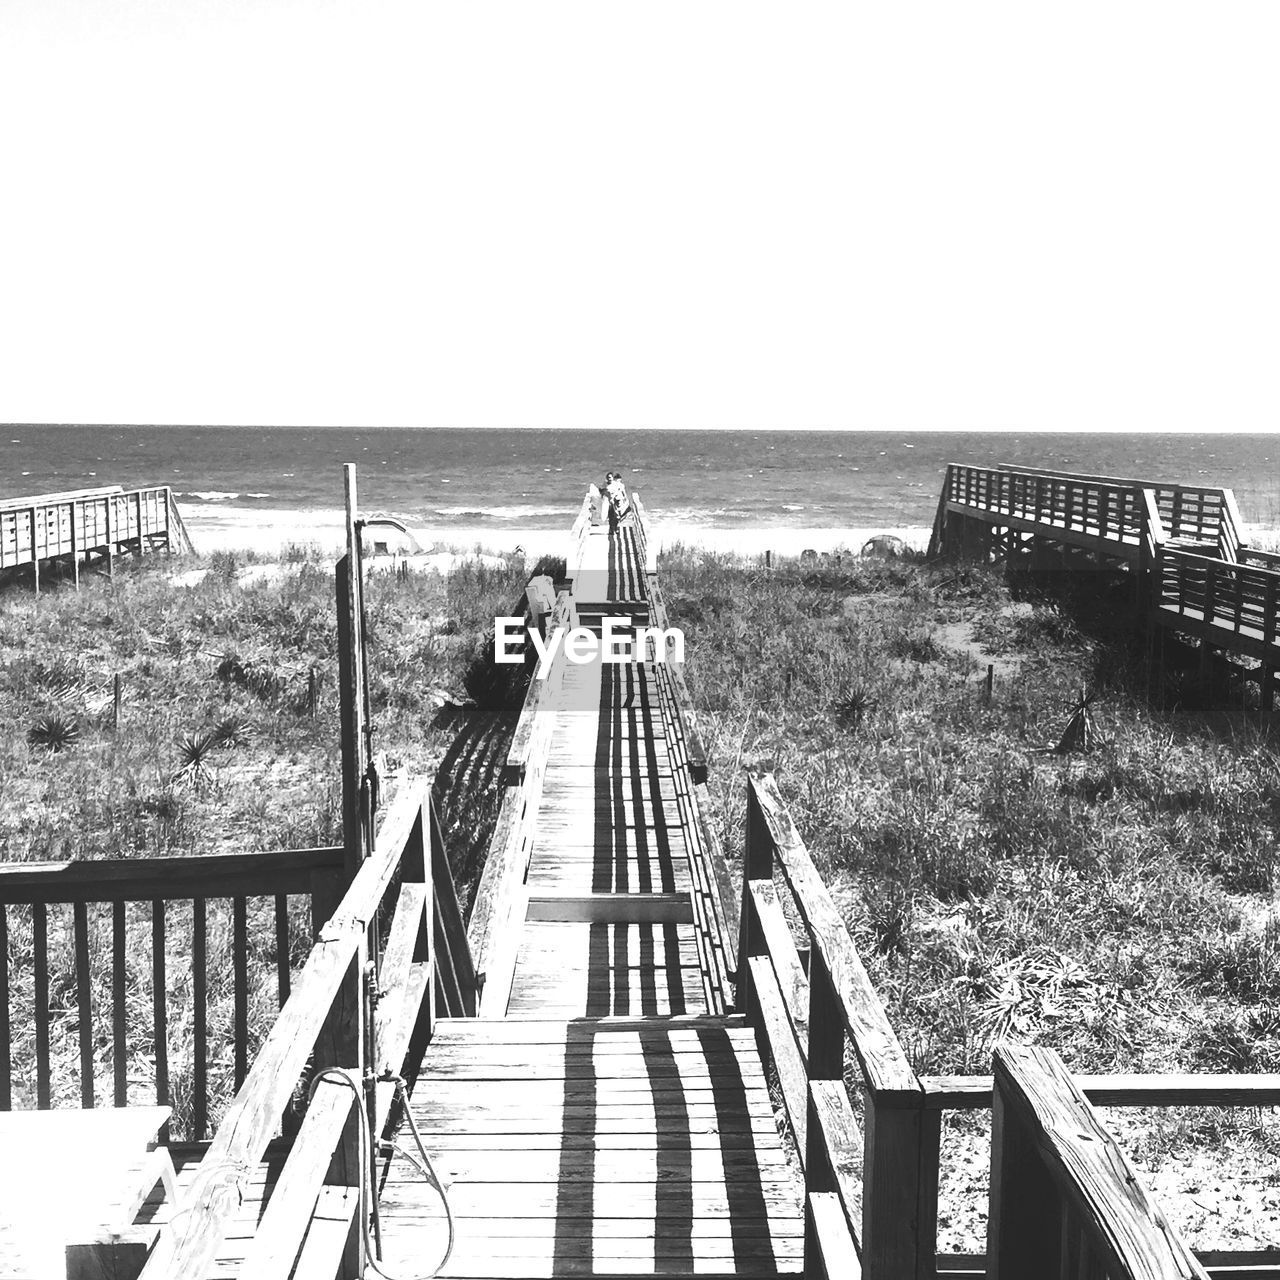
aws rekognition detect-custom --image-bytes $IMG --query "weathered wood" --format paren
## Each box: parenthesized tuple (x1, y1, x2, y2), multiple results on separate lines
(137, 783, 426, 1280)
(809, 1190, 863, 1280)
(749, 880, 809, 1048)
(0, 845, 343, 904)
(152, 899, 169, 1112)
(233, 896, 249, 1088)
(922, 1071, 1280, 1109)
(747, 955, 808, 1155)
(524, 891, 694, 923)
(291, 1185, 360, 1280)
(193, 897, 208, 1139)
(34, 901, 50, 1107)
(862, 1089, 937, 1280)
(989, 1045, 1209, 1280)
(429, 794, 476, 1016)
(73, 900, 94, 1107)
(749, 773, 918, 1101)
(112, 900, 127, 1105)
(237, 1077, 354, 1280)
(66, 1226, 160, 1280)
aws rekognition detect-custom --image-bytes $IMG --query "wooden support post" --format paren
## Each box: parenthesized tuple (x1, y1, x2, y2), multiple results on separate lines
(29, 507, 39, 598)
(735, 779, 773, 1018)
(803, 948, 845, 1278)
(105, 496, 114, 578)
(70, 500, 80, 589)
(862, 1091, 939, 1280)
(987, 1061, 1062, 1279)
(135, 490, 145, 556)
(986, 663, 994, 702)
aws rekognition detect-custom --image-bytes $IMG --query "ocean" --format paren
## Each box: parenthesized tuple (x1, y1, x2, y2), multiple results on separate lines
(2, 427, 1277, 530)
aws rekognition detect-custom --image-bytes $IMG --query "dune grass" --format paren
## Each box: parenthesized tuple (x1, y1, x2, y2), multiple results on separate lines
(660, 546, 1279, 1078)
(0, 546, 527, 1126)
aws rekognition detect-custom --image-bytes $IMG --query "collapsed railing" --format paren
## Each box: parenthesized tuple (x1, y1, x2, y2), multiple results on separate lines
(736, 769, 1280, 1280)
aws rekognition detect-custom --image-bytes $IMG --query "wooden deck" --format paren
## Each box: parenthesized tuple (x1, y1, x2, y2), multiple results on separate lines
(379, 516, 804, 1279)
(0, 484, 193, 591)
(931, 462, 1280, 708)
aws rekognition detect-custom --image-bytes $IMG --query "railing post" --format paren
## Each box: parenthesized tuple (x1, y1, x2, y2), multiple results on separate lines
(862, 1089, 938, 1280)
(987, 1058, 1065, 1279)
(29, 507, 39, 597)
(803, 948, 843, 1279)
(735, 777, 773, 1018)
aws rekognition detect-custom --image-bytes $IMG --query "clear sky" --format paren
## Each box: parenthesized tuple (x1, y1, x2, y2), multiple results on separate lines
(2, 3, 1277, 433)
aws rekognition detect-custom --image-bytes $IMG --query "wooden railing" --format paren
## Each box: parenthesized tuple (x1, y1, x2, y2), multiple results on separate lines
(469, 590, 576, 1016)
(989, 1045, 1207, 1280)
(935, 463, 1255, 561)
(738, 772, 931, 1280)
(632, 495, 737, 1012)
(737, 772, 1280, 1279)
(0, 484, 186, 586)
(566, 485, 597, 585)
(138, 778, 462, 1280)
(995, 465, 1240, 558)
(938, 465, 1147, 548)
(1158, 549, 1280, 653)
(0, 846, 341, 1134)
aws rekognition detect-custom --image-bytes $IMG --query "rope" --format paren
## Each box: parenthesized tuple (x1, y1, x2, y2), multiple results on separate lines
(308, 1068, 455, 1280)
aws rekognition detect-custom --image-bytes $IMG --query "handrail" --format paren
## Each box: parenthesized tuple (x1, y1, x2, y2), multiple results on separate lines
(989, 1045, 1208, 1280)
(139, 780, 435, 1280)
(0, 845, 343, 1121)
(0, 845, 342, 904)
(566, 485, 596, 584)
(923, 1070, 1280, 1109)
(466, 590, 574, 1015)
(503, 592, 574, 785)
(738, 772, 929, 1280)
(0, 483, 180, 576)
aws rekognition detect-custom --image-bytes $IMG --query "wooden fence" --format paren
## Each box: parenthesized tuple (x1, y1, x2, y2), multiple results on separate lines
(0, 485, 192, 589)
(0, 846, 340, 1133)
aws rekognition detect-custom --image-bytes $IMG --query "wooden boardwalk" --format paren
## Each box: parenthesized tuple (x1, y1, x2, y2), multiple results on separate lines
(379, 515, 804, 1279)
(931, 462, 1280, 709)
(0, 484, 193, 591)
(10, 469, 1277, 1280)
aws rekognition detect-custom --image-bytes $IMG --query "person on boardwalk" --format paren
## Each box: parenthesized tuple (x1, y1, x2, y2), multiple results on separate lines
(605, 471, 631, 530)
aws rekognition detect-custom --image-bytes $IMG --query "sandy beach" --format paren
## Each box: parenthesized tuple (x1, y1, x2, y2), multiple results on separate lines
(182, 502, 935, 562)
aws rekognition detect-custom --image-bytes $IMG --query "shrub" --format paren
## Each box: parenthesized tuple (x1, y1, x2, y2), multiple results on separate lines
(28, 712, 81, 753)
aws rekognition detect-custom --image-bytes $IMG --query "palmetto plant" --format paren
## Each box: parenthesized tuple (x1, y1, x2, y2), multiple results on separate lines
(28, 712, 81, 753)
(212, 715, 253, 750)
(174, 729, 218, 787)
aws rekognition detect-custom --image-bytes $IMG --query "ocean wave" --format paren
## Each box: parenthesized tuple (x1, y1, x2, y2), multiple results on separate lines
(181, 490, 241, 502)
(429, 504, 576, 520)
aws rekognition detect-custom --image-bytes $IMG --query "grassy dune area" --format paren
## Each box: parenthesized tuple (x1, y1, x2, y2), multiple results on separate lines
(659, 546, 1280, 1248)
(2, 544, 1278, 1243)
(0, 547, 528, 1125)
